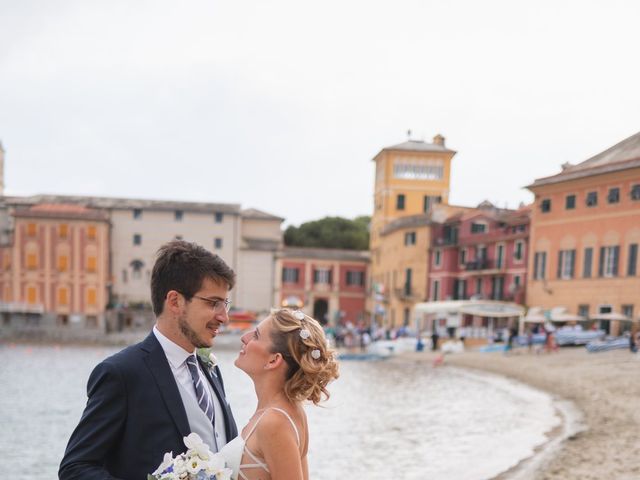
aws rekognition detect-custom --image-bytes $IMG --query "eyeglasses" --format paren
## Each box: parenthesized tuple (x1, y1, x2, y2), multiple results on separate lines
(191, 295, 232, 313)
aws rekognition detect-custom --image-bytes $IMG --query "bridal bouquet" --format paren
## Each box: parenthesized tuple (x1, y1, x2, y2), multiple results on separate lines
(148, 433, 232, 480)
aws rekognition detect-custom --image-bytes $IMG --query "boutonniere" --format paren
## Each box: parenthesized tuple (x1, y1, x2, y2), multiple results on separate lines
(196, 347, 218, 377)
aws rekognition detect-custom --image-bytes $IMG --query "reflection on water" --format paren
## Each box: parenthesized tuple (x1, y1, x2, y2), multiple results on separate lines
(0, 344, 558, 480)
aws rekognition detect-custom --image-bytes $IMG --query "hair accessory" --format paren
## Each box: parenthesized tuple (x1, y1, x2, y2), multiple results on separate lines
(299, 329, 311, 340)
(294, 310, 305, 320)
(311, 349, 321, 360)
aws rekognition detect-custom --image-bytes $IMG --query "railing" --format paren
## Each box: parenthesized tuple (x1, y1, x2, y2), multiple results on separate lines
(394, 287, 416, 300)
(463, 259, 508, 271)
(464, 259, 491, 270)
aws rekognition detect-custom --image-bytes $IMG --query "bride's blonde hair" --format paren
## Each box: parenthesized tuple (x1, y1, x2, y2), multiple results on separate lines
(268, 308, 339, 405)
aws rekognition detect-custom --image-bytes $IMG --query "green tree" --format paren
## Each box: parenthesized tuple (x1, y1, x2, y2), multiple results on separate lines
(284, 216, 370, 250)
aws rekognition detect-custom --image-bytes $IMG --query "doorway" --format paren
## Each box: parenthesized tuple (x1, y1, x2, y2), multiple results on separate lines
(313, 298, 329, 325)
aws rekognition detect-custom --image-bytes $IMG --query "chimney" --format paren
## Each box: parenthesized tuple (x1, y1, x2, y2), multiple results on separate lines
(433, 134, 445, 147)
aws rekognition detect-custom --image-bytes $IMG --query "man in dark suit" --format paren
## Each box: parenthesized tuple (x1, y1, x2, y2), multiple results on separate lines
(59, 240, 238, 480)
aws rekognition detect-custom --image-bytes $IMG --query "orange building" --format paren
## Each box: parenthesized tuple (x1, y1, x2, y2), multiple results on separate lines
(0, 204, 110, 328)
(526, 131, 640, 334)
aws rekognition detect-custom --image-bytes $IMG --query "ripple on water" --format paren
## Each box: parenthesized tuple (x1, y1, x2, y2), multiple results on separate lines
(0, 345, 559, 480)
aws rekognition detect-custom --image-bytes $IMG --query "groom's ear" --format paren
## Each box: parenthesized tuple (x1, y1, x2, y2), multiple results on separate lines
(166, 290, 183, 314)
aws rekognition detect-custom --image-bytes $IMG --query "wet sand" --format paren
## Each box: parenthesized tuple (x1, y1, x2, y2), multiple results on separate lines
(397, 347, 640, 480)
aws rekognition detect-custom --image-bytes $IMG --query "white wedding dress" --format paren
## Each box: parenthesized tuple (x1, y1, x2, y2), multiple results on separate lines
(220, 407, 300, 480)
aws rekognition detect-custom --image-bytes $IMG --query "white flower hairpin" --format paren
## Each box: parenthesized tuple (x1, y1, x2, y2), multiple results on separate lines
(310, 349, 321, 360)
(299, 329, 311, 340)
(294, 310, 311, 339)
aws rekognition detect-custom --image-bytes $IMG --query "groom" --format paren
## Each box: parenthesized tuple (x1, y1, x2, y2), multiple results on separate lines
(59, 240, 238, 480)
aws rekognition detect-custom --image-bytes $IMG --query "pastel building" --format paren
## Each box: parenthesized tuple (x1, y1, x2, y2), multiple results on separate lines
(4, 195, 283, 319)
(428, 202, 530, 305)
(369, 135, 458, 327)
(526, 131, 640, 334)
(0, 203, 110, 327)
(275, 247, 369, 325)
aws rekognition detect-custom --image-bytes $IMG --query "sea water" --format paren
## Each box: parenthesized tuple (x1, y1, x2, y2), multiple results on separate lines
(0, 344, 559, 480)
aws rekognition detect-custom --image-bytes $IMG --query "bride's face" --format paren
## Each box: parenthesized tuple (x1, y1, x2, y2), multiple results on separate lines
(235, 316, 275, 373)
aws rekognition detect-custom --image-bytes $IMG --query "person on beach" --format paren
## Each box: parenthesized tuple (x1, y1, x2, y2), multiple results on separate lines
(59, 241, 238, 480)
(219, 308, 339, 480)
(431, 325, 439, 351)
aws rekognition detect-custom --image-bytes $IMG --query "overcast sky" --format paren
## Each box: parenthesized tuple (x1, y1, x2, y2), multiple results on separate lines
(2, 0, 639, 225)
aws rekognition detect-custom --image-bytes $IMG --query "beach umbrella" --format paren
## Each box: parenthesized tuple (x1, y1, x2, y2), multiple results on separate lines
(524, 306, 546, 323)
(548, 306, 586, 322)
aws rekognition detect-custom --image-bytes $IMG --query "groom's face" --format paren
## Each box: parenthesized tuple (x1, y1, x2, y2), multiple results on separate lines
(178, 277, 230, 350)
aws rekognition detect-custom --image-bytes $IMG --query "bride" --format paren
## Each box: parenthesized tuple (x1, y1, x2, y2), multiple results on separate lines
(220, 308, 339, 480)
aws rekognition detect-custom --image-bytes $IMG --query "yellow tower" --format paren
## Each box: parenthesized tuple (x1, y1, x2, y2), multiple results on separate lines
(369, 134, 457, 327)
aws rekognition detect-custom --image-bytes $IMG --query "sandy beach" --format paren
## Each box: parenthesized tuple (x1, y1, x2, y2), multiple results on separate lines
(396, 347, 640, 480)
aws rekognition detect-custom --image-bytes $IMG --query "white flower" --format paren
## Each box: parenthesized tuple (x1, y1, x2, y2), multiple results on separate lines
(186, 454, 204, 475)
(214, 467, 234, 480)
(204, 452, 226, 473)
(311, 349, 321, 359)
(184, 432, 212, 459)
(299, 329, 311, 340)
(294, 310, 305, 320)
(173, 456, 187, 476)
(208, 352, 218, 368)
(152, 451, 174, 475)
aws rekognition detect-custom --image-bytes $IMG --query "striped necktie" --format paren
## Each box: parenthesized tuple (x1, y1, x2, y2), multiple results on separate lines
(185, 355, 215, 424)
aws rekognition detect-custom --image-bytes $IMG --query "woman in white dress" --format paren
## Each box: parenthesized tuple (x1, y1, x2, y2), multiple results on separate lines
(220, 308, 339, 480)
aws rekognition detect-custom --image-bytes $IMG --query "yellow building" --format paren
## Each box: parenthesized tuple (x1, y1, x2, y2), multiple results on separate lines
(527, 131, 640, 334)
(369, 135, 457, 327)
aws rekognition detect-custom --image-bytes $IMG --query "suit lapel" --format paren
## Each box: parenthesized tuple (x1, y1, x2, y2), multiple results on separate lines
(142, 333, 191, 438)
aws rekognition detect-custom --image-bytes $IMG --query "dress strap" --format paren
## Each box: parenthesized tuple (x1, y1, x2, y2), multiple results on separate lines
(244, 409, 270, 441)
(244, 407, 301, 446)
(268, 407, 301, 446)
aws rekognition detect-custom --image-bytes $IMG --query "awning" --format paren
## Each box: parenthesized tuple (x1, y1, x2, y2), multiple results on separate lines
(414, 300, 524, 319)
(281, 296, 304, 308)
(228, 309, 257, 321)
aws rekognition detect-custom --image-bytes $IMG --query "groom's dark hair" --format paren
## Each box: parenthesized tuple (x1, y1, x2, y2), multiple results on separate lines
(151, 240, 235, 316)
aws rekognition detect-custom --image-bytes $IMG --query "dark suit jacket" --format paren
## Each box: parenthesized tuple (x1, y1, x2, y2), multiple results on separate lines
(59, 333, 238, 480)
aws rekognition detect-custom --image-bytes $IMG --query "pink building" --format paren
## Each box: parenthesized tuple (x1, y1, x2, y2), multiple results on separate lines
(428, 202, 531, 304)
(275, 247, 369, 326)
(0, 203, 110, 327)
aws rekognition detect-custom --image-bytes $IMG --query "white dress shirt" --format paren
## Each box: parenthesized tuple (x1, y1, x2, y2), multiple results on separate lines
(153, 326, 227, 450)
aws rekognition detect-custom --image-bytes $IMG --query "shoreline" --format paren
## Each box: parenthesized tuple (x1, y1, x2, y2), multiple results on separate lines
(0, 328, 244, 350)
(396, 348, 640, 479)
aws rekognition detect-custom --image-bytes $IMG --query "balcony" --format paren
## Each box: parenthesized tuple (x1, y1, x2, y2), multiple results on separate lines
(464, 259, 491, 270)
(394, 287, 418, 301)
(463, 259, 506, 274)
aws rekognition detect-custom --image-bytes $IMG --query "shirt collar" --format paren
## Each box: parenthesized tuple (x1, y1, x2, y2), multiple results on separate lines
(153, 325, 195, 369)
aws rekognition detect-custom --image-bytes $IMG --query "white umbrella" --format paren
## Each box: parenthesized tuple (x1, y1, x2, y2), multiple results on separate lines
(524, 306, 546, 323)
(550, 313, 588, 322)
